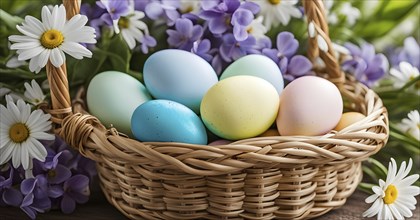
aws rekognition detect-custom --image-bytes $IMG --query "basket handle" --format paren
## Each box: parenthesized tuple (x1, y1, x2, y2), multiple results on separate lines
(48, 0, 344, 122)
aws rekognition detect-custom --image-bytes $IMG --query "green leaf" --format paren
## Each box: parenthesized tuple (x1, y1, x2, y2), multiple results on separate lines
(0, 9, 23, 29)
(107, 35, 131, 73)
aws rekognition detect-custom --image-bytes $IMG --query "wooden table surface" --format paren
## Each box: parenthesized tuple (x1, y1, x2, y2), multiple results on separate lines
(1, 185, 419, 220)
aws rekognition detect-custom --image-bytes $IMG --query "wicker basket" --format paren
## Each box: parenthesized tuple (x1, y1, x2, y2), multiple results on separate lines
(46, 0, 389, 219)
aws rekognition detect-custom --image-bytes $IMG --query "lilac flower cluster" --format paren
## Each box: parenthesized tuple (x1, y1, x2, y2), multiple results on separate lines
(342, 42, 389, 87)
(0, 136, 96, 219)
(80, 0, 313, 78)
(162, 0, 312, 77)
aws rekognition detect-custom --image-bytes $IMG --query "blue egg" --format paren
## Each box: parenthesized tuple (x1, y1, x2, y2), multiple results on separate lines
(143, 49, 218, 114)
(131, 100, 208, 144)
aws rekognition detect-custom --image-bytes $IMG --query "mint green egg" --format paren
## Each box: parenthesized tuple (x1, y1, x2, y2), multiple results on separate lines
(87, 71, 152, 136)
(220, 54, 284, 94)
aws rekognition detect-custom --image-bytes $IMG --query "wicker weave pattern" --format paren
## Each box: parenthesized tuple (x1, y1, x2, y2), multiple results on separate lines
(45, 0, 389, 219)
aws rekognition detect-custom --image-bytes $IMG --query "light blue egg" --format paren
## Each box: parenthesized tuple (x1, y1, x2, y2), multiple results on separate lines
(143, 49, 218, 114)
(220, 54, 284, 94)
(131, 100, 208, 144)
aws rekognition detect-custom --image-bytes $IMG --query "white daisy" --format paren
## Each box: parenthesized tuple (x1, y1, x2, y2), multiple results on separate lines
(363, 158, 420, 220)
(8, 5, 96, 73)
(0, 95, 55, 170)
(339, 2, 361, 26)
(117, 11, 150, 50)
(24, 79, 46, 106)
(398, 110, 420, 141)
(389, 62, 420, 91)
(252, 0, 302, 28)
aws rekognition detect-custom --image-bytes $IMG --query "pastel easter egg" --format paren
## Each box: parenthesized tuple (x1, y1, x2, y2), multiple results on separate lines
(87, 71, 152, 136)
(220, 54, 284, 94)
(143, 49, 218, 113)
(277, 76, 343, 136)
(201, 75, 280, 140)
(131, 100, 207, 144)
(334, 112, 366, 131)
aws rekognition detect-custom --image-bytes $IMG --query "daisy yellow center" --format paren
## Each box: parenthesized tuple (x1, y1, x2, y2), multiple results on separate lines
(383, 184, 398, 204)
(409, 75, 420, 89)
(9, 123, 30, 143)
(269, 0, 281, 5)
(118, 17, 130, 29)
(40, 29, 64, 49)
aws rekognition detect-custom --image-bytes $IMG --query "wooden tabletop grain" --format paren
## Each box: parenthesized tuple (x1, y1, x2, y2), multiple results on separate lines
(1, 183, 419, 220)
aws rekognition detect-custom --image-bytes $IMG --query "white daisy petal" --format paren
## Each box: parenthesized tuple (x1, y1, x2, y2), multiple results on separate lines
(31, 132, 55, 140)
(16, 25, 39, 38)
(21, 145, 29, 170)
(29, 138, 48, 162)
(10, 42, 40, 50)
(0, 144, 15, 165)
(12, 145, 21, 168)
(389, 204, 403, 220)
(62, 14, 88, 35)
(60, 42, 92, 59)
(24, 15, 46, 35)
(363, 197, 382, 217)
(17, 46, 44, 61)
(37, 49, 51, 69)
(25, 140, 44, 162)
(397, 174, 419, 187)
(41, 5, 52, 29)
(372, 186, 384, 197)
(50, 48, 64, 67)
(365, 194, 379, 203)
(9, 35, 39, 43)
(53, 5, 66, 29)
(394, 201, 413, 217)
(28, 55, 41, 73)
(122, 30, 136, 49)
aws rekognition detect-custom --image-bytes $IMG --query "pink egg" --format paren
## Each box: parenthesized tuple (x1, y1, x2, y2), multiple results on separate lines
(277, 76, 343, 136)
(208, 139, 232, 146)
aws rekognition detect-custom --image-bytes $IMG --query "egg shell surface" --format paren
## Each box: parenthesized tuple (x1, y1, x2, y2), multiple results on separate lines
(131, 100, 208, 145)
(87, 71, 151, 136)
(143, 49, 218, 113)
(220, 54, 284, 94)
(277, 76, 343, 136)
(334, 112, 366, 131)
(201, 75, 280, 140)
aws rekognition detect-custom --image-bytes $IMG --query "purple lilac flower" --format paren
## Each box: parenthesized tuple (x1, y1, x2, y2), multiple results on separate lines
(80, 3, 107, 39)
(145, 0, 180, 26)
(96, 0, 131, 26)
(133, 0, 149, 11)
(140, 35, 157, 54)
(167, 18, 203, 50)
(0, 168, 16, 207)
(219, 33, 259, 62)
(192, 39, 213, 62)
(390, 37, 420, 69)
(342, 42, 389, 87)
(0, 135, 97, 218)
(34, 151, 72, 185)
(20, 176, 51, 219)
(61, 175, 90, 214)
(262, 32, 312, 81)
(200, 0, 259, 41)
